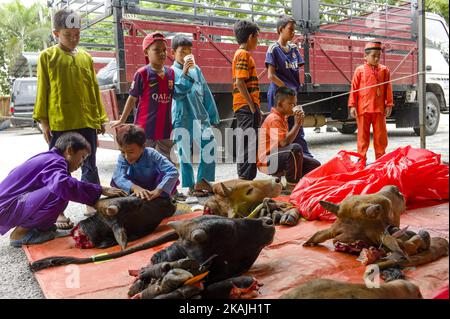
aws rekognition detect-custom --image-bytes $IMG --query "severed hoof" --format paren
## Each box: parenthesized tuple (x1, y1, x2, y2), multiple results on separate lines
(418, 229, 431, 251)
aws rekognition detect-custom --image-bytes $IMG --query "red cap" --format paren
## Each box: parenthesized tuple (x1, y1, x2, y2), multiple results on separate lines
(365, 41, 382, 50)
(142, 32, 167, 64)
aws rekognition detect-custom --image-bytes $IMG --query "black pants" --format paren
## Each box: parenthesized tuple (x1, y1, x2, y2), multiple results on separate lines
(50, 128, 100, 185)
(267, 143, 321, 183)
(235, 106, 261, 180)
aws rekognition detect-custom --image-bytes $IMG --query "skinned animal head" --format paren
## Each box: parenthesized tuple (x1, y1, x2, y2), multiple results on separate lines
(204, 178, 283, 218)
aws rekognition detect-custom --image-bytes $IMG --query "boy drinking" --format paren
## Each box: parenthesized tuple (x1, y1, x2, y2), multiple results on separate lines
(171, 35, 220, 197)
(258, 87, 321, 192)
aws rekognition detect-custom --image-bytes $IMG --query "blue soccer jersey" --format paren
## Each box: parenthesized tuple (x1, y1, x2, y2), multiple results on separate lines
(265, 42, 304, 109)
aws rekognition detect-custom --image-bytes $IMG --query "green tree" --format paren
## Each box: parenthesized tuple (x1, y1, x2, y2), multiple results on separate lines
(0, 0, 52, 73)
(426, 0, 449, 24)
(0, 28, 11, 95)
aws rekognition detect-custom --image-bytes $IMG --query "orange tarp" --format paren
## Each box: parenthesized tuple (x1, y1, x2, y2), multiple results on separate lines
(24, 203, 449, 299)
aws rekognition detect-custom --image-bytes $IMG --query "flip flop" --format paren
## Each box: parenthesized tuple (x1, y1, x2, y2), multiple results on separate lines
(55, 216, 74, 230)
(10, 229, 56, 247)
(174, 191, 187, 202)
(188, 189, 209, 197)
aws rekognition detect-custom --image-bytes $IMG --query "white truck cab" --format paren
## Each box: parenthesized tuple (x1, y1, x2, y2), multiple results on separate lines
(425, 13, 449, 114)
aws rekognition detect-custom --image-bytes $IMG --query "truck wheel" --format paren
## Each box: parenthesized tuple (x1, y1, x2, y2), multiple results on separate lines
(413, 92, 440, 136)
(337, 124, 357, 134)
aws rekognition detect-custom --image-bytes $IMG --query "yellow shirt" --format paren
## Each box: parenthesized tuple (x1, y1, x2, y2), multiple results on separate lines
(33, 45, 108, 131)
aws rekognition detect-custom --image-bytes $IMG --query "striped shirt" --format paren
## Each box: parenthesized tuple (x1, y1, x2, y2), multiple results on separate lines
(232, 49, 260, 111)
(129, 66, 175, 140)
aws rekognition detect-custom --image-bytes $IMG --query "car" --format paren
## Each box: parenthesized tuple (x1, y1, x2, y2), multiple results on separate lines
(9, 77, 41, 132)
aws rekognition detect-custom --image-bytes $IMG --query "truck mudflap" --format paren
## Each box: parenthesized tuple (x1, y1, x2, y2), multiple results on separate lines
(395, 103, 419, 128)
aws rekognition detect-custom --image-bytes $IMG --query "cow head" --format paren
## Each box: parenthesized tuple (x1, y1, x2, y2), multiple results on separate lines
(204, 178, 283, 218)
(151, 215, 276, 283)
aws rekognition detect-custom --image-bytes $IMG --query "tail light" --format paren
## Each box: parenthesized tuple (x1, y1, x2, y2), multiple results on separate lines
(10, 103, 14, 114)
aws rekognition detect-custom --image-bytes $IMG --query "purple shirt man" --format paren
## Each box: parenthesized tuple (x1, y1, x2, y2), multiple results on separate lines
(0, 148, 102, 235)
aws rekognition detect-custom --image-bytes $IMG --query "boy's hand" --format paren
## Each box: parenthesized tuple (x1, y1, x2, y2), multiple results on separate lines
(183, 60, 195, 75)
(292, 105, 304, 116)
(110, 118, 125, 129)
(40, 119, 52, 144)
(294, 113, 304, 126)
(132, 185, 162, 201)
(385, 107, 392, 117)
(97, 124, 106, 135)
(102, 187, 127, 197)
(147, 188, 163, 201)
(349, 107, 357, 118)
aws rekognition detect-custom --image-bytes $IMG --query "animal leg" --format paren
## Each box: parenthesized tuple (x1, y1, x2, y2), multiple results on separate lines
(382, 235, 410, 262)
(304, 228, 335, 246)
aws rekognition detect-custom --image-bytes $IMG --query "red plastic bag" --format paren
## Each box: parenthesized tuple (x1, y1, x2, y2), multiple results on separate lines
(290, 146, 449, 221)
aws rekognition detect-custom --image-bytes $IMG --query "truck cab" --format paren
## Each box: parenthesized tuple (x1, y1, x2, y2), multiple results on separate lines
(425, 13, 449, 113)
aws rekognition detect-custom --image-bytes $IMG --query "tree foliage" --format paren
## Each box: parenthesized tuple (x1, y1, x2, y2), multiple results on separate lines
(0, 28, 11, 95)
(426, 0, 449, 24)
(0, 0, 52, 94)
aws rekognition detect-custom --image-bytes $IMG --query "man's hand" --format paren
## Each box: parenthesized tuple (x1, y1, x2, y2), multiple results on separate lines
(183, 60, 195, 75)
(102, 186, 127, 197)
(110, 118, 125, 129)
(40, 119, 52, 144)
(385, 106, 392, 117)
(131, 185, 163, 201)
(349, 107, 357, 118)
(97, 123, 106, 135)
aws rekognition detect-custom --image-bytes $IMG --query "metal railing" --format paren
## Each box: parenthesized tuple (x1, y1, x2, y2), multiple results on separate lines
(316, 0, 416, 41)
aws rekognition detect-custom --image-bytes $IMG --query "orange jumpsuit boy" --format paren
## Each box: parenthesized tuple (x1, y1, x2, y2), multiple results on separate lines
(348, 41, 394, 161)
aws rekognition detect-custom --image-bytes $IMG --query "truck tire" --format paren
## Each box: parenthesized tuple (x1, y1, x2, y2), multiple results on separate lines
(338, 123, 357, 134)
(413, 92, 440, 136)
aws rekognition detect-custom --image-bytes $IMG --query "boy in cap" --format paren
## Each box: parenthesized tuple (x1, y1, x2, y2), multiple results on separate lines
(348, 41, 394, 162)
(111, 32, 193, 200)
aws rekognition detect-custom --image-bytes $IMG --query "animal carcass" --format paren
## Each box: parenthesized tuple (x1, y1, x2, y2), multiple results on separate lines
(203, 178, 283, 218)
(71, 196, 176, 250)
(151, 215, 275, 283)
(303, 185, 449, 268)
(280, 279, 423, 299)
(30, 215, 275, 277)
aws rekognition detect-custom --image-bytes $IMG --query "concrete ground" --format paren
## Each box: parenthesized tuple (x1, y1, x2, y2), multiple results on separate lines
(0, 114, 448, 298)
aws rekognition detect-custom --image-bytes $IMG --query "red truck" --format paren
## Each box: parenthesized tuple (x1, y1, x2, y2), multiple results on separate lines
(49, 0, 448, 154)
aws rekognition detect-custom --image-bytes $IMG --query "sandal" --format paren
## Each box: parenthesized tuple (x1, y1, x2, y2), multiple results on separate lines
(173, 191, 187, 202)
(188, 189, 209, 197)
(10, 229, 55, 247)
(55, 215, 74, 230)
